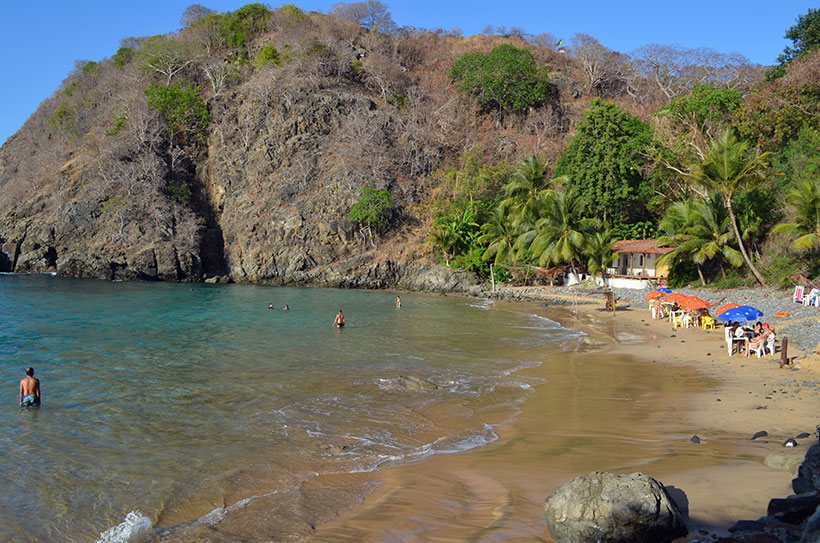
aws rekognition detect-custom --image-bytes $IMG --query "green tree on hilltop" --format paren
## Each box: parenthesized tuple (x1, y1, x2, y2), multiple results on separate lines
(450, 44, 553, 113)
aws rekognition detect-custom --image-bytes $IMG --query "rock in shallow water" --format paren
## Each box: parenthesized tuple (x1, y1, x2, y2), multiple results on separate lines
(543, 471, 687, 543)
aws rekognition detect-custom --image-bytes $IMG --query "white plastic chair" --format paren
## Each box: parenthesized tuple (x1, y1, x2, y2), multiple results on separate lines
(805, 288, 819, 307)
(725, 326, 738, 356)
(750, 334, 776, 357)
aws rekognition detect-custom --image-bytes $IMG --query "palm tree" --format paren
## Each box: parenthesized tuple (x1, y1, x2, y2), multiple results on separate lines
(585, 229, 616, 284)
(478, 206, 517, 266)
(500, 156, 552, 229)
(518, 189, 594, 280)
(683, 130, 771, 285)
(772, 178, 820, 252)
(657, 195, 743, 285)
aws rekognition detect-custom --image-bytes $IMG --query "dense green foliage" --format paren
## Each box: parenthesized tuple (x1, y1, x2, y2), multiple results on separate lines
(661, 84, 743, 127)
(554, 99, 656, 226)
(81, 61, 100, 75)
(220, 3, 272, 48)
(349, 187, 394, 235)
(277, 4, 306, 19)
(254, 44, 282, 68)
(144, 83, 209, 140)
(112, 46, 133, 68)
(450, 45, 553, 113)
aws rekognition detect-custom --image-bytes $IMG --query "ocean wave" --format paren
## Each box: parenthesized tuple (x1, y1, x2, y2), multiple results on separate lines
(96, 511, 152, 543)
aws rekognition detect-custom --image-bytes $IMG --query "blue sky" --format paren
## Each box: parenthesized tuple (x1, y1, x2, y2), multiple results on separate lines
(0, 0, 814, 146)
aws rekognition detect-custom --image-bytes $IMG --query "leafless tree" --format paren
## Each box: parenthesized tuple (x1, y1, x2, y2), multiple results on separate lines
(181, 10, 225, 55)
(362, 51, 408, 99)
(180, 4, 214, 28)
(630, 44, 754, 103)
(202, 61, 233, 98)
(527, 32, 559, 50)
(137, 35, 204, 85)
(329, 1, 396, 33)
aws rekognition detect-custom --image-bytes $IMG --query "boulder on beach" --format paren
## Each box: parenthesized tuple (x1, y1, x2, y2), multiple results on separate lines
(543, 471, 688, 543)
(764, 452, 804, 474)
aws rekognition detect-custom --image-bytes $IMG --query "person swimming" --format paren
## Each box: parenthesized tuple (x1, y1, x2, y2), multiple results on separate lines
(333, 309, 345, 328)
(19, 367, 41, 407)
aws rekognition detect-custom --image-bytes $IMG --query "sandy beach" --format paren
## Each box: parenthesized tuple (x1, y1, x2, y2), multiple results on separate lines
(303, 293, 820, 542)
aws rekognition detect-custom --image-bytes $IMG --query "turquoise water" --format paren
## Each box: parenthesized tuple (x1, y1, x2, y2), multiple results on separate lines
(0, 275, 579, 542)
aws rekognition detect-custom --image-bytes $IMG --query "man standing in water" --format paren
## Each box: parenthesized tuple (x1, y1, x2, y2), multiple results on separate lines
(333, 309, 345, 327)
(19, 367, 41, 407)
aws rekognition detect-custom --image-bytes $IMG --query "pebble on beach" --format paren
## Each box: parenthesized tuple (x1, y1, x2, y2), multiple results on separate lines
(751, 430, 768, 440)
(783, 438, 798, 447)
(690, 435, 702, 444)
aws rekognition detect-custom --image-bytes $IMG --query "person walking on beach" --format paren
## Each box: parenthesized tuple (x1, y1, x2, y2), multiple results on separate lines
(19, 367, 41, 407)
(333, 309, 345, 328)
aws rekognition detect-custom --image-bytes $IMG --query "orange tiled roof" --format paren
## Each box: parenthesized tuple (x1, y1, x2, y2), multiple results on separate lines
(612, 239, 673, 254)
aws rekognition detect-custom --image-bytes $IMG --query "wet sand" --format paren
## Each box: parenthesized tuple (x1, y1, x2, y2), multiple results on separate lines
(304, 300, 820, 542)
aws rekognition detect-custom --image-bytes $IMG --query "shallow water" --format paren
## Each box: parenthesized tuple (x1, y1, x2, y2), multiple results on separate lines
(0, 275, 580, 543)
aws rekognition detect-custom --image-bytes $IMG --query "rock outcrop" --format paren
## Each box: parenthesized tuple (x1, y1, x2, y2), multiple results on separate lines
(543, 471, 687, 543)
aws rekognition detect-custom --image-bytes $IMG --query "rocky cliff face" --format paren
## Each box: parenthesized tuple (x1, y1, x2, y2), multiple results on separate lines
(0, 9, 578, 290)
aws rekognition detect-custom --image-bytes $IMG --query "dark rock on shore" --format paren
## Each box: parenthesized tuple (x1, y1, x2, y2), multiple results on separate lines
(717, 442, 820, 542)
(543, 471, 687, 543)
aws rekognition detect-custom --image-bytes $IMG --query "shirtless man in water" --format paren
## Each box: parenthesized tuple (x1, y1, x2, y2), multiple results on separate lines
(19, 367, 41, 407)
(333, 309, 345, 327)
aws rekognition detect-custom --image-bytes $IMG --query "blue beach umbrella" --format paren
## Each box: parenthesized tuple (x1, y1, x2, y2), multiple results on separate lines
(657, 287, 673, 294)
(717, 305, 764, 322)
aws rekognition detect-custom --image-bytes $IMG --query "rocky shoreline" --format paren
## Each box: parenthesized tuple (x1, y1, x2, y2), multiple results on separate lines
(711, 441, 820, 543)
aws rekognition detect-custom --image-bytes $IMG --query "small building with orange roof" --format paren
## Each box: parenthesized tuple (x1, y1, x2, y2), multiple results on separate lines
(606, 239, 673, 289)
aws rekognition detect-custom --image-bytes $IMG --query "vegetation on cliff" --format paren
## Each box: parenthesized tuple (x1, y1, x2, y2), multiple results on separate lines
(0, 2, 816, 288)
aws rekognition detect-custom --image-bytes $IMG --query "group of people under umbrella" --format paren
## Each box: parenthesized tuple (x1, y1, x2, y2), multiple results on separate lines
(644, 288, 776, 358)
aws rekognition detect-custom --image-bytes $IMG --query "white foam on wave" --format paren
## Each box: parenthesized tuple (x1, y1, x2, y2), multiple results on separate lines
(96, 511, 152, 543)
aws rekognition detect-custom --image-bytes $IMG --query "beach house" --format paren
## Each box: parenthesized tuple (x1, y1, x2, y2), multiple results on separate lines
(606, 239, 672, 289)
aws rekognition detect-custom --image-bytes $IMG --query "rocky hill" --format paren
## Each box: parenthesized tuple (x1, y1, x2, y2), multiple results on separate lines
(0, 4, 764, 288)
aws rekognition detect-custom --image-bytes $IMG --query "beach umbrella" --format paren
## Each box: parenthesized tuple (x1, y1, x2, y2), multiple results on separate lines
(714, 303, 740, 316)
(717, 305, 764, 322)
(644, 290, 667, 301)
(665, 292, 689, 304)
(679, 296, 711, 311)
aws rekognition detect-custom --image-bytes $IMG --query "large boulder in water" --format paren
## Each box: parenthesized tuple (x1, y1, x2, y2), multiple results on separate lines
(544, 471, 688, 543)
